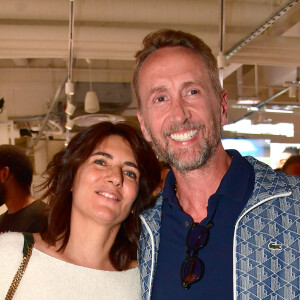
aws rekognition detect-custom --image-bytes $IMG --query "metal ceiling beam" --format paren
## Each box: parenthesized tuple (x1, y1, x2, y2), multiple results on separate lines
(228, 36, 300, 66)
(27, 76, 67, 150)
(226, 0, 299, 59)
(232, 87, 289, 124)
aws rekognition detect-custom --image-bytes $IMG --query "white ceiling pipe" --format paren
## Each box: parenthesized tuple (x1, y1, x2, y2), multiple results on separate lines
(0, 24, 243, 60)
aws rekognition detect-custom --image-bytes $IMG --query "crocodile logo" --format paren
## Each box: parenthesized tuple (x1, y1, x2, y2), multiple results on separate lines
(268, 242, 282, 250)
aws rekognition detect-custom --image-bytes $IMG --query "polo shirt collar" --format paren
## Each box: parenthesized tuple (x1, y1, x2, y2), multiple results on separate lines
(162, 149, 254, 207)
(218, 149, 254, 201)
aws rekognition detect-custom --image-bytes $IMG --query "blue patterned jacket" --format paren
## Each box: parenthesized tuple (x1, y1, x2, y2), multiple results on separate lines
(138, 156, 300, 300)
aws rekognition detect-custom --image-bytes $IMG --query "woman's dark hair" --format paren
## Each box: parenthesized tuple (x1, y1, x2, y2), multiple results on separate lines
(39, 121, 160, 270)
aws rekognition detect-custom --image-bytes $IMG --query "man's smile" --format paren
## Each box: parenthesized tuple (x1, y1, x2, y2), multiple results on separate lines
(170, 130, 198, 142)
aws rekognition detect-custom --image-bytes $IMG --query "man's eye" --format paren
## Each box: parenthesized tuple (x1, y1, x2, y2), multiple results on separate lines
(155, 96, 166, 102)
(187, 90, 198, 95)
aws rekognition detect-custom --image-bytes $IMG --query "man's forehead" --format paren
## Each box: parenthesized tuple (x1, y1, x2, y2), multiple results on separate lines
(138, 48, 208, 91)
(141, 46, 203, 68)
(140, 48, 205, 81)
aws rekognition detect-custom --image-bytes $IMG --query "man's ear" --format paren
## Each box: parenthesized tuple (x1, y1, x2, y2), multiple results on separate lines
(0, 166, 10, 183)
(220, 90, 228, 126)
(137, 110, 151, 142)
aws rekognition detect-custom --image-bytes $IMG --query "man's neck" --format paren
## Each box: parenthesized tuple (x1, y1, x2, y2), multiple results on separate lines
(173, 148, 232, 222)
(6, 194, 35, 214)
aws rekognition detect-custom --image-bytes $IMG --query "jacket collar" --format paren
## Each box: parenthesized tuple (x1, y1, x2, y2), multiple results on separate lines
(141, 156, 293, 227)
(244, 156, 292, 210)
(140, 192, 163, 224)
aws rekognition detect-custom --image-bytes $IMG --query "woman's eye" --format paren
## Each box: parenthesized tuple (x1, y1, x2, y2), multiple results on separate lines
(95, 159, 106, 166)
(124, 170, 137, 179)
(187, 89, 198, 95)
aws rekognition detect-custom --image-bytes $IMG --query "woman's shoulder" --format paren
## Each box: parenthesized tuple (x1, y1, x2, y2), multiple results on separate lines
(0, 232, 24, 252)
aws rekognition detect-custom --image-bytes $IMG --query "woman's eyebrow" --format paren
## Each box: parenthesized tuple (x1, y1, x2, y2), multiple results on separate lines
(91, 151, 138, 170)
(91, 151, 112, 159)
(125, 161, 138, 170)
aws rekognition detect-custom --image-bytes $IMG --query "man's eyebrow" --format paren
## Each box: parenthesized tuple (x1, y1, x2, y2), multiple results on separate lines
(181, 80, 206, 90)
(149, 85, 168, 97)
(91, 151, 139, 170)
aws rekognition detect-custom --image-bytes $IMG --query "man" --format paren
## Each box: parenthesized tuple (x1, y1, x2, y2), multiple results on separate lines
(133, 29, 300, 300)
(275, 146, 299, 170)
(282, 155, 300, 177)
(0, 144, 47, 233)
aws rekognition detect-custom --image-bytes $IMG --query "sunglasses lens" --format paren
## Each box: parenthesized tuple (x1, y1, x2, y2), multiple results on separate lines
(187, 225, 209, 249)
(181, 257, 204, 287)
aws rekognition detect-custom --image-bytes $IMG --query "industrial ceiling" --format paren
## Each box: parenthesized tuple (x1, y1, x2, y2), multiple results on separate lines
(0, 0, 300, 149)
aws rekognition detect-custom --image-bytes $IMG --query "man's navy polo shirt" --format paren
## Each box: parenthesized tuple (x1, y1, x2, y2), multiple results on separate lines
(151, 150, 255, 300)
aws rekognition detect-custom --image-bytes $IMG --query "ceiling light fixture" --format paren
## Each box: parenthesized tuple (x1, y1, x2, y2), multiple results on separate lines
(65, 98, 76, 116)
(237, 98, 260, 105)
(65, 81, 74, 96)
(65, 115, 74, 130)
(84, 91, 100, 113)
(264, 108, 293, 114)
(65, 0, 75, 134)
(84, 59, 100, 113)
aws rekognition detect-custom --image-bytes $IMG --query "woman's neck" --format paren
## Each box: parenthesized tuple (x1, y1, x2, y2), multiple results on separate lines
(33, 220, 121, 271)
(62, 224, 119, 270)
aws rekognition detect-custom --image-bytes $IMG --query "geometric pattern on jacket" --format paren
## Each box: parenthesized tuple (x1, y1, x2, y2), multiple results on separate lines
(138, 196, 163, 300)
(138, 156, 300, 300)
(235, 156, 299, 300)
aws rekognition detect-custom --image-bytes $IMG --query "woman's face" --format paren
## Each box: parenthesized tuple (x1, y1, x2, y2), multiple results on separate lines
(71, 135, 140, 228)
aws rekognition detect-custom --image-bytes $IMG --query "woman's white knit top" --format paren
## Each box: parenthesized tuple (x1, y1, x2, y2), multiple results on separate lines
(0, 232, 141, 299)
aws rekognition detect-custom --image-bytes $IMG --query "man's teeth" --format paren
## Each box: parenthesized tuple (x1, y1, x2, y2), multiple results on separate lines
(171, 130, 197, 141)
(99, 192, 118, 200)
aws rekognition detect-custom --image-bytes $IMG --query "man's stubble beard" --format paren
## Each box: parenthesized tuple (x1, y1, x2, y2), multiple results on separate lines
(147, 118, 221, 172)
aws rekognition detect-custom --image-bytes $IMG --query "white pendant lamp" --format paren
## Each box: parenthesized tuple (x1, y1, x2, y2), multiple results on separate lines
(84, 90, 100, 113)
(84, 59, 100, 113)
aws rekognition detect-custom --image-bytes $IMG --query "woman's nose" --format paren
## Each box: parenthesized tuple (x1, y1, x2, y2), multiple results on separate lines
(107, 167, 123, 187)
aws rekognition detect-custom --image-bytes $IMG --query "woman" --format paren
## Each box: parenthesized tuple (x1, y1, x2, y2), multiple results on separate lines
(0, 121, 160, 299)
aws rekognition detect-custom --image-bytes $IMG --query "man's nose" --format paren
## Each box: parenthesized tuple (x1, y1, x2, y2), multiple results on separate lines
(170, 97, 191, 124)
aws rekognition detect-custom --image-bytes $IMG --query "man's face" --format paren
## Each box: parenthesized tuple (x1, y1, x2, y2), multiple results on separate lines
(137, 46, 227, 171)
